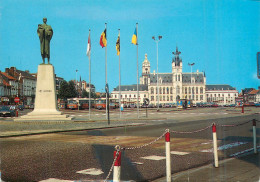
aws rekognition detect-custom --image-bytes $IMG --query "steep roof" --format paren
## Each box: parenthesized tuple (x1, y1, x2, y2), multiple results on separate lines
(1, 72, 16, 80)
(248, 89, 259, 95)
(150, 73, 172, 84)
(15, 70, 36, 80)
(182, 73, 205, 83)
(206, 84, 236, 91)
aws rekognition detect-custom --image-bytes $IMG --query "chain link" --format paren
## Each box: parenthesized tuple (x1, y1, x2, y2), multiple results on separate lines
(170, 125, 212, 134)
(104, 149, 119, 182)
(218, 120, 252, 127)
(122, 131, 167, 150)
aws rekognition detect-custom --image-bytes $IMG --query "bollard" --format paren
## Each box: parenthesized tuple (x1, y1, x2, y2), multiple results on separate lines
(253, 119, 257, 154)
(165, 129, 171, 182)
(113, 145, 121, 182)
(242, 105, 244, 113)
(16, 109, 18, 117)
(212, 123, 219, 168)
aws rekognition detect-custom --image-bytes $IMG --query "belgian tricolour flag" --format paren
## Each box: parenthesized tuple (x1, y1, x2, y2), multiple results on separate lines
(100, 29, 107, 48)
(116, 33, 120, 56)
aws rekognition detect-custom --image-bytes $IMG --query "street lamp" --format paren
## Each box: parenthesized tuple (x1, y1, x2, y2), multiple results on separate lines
(152, 35, 162, 111)
(188, 63, 195, 100)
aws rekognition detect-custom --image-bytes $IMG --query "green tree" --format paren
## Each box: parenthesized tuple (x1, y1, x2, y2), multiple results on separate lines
(57, 80, 78, 99)
(68, 80, 78, 98)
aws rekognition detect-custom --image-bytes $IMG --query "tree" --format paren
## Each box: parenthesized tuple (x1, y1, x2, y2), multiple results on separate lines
(57, 80, 78, 99)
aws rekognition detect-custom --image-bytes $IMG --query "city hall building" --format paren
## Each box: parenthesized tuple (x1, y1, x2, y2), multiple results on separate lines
(111, 47, 207, 106)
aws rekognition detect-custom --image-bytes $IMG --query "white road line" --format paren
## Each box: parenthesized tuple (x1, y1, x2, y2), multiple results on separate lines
(170, 151, 190, 155)
(76, 168, 104, 175)
(141, 155, 166, 161)
(39, 179, 74, 182)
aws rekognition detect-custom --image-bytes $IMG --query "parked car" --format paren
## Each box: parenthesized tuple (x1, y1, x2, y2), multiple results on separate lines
(18, 105, 24, 110)
(0, 106, 15, 117)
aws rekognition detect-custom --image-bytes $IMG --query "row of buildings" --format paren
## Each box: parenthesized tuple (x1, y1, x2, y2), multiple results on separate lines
(111, 47, 260, 106)
(1, 47, 259, 107)
(0, 67, 95, 106)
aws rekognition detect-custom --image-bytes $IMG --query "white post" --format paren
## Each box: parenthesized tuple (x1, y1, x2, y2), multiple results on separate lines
(165, 129, 171, 182)
(212, 123, 219, 167)
(253, 119, 257, 154)
(113, 145, 121, 182)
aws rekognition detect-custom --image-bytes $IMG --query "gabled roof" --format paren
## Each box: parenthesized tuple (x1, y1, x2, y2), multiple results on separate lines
(248, 89, 259, 95)
(1, 72, 16, 80)
(15, 70, 36, 80)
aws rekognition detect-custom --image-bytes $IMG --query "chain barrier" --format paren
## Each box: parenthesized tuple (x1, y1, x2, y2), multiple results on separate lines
(217, 120, 252, 127)
(170, 125, 212, 134)
(122, 131, 167, 150)
(104, 147, 120, 182)
(103, 118, 259, 181)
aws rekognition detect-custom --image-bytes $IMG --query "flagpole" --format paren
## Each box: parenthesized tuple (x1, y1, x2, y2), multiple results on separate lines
(88, 29, 91, 120)
(118, 29, 122, 119)
(136, 23, 139, 119)
(105, 23, 108, 121)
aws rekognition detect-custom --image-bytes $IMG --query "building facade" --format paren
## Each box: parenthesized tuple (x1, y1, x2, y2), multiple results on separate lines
(112, 47, 207, 106)
(205, 85, 238, 105)
(141, 48, 206, 105)
(111, 84, 148, 106)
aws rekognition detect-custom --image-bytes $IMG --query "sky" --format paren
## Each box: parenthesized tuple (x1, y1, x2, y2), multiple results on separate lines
(0, 0, 260, 92)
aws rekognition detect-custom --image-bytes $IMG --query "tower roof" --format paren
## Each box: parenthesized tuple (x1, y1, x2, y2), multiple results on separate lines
(142, 53, 150, 66)
(172, 46, 182, 66)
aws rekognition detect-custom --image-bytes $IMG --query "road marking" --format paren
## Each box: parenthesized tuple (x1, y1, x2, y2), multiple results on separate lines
(131, 162, 144, 165)
(171, 151, 190, 155)
(141, 155, 166, 161)
(201, 141, 248, 152)
(76, 168, 104, 175)
(39, 179, 74, 182)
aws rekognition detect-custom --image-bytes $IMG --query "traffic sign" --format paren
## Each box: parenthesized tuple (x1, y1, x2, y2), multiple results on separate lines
(14, 97, 20, 103)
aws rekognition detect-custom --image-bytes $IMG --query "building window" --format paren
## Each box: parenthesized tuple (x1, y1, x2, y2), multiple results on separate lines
(151, 87, 154, 94)
(196, 87, 198, 94)
(189, 87, 191, 94)
(163, 87, 165, 94)
(185, 87, 187, 94)
(167, 87, 169, 94)
(144, 94, 146, 97)
(151, 96, 154, 101)
(177, 86, 180, 95)
(170, 96, 173, 101)
(163, 96, 165, 101)
(200, 87, 203, 94)
(159, 88, 162, 94)
(170, 87, 173, 94)
(167, 96, 169, 101)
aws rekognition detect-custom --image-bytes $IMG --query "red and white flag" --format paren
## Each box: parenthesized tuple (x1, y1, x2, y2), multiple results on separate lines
(86, 30, 91, 59)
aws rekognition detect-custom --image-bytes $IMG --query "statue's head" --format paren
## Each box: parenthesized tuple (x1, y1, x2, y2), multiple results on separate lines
(43, 17, 47, 23)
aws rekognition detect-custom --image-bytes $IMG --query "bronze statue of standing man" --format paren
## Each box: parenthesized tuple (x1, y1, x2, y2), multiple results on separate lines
(37, 17, 53, 64)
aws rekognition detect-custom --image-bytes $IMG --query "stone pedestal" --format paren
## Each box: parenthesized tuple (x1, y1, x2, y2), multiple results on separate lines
(15, 64, 72, 121)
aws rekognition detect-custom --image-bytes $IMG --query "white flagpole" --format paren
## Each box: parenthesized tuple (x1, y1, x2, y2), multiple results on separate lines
(88, 29, 91, 120)
(105, 23, 108, 120)
(118, 29, 122, 119)
(136, 23, 139, 119)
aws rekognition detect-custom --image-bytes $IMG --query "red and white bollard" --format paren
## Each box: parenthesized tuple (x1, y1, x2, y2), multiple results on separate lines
(242, 105, 244, 113)
(113, 145, 121, 182)
(165, 129, 171, 182)
(253, 119, 257, 154)
(212, 123, 219, 168)
(16, 109, 19, 117)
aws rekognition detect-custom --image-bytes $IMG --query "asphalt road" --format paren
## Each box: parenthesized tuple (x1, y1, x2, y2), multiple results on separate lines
(0, 107, 259, 181)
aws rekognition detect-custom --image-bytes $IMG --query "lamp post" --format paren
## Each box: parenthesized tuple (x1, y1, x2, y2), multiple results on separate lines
(152, 35, 162, 111)
(188, 63, 195, 100)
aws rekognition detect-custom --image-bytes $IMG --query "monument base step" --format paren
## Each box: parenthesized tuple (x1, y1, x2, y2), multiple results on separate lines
(14, 113, 74, 121)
